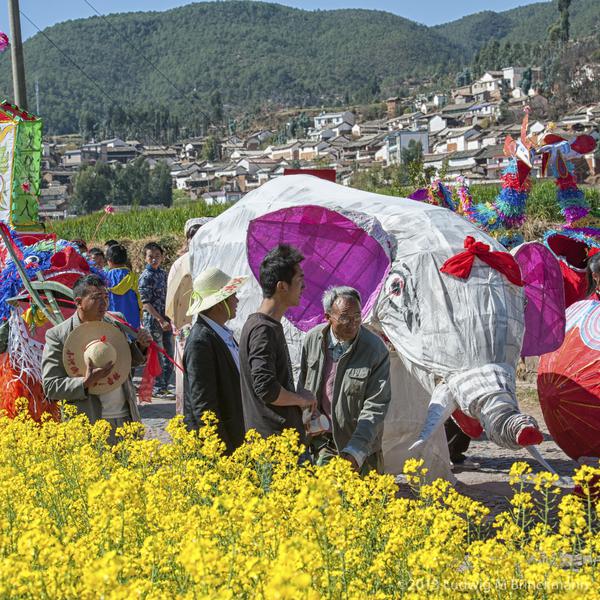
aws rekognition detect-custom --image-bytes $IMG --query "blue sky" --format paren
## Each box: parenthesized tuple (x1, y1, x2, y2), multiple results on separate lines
(2, 0, 546, 39)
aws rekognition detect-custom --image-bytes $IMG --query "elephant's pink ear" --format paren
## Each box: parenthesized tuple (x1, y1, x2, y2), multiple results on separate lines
(513, 242, 565, 357)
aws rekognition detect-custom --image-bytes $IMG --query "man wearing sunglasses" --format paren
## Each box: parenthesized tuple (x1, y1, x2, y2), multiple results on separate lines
(298, 286, 391, 473)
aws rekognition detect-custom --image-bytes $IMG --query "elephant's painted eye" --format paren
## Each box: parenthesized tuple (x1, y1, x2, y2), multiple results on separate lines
(24, 255, 40, 266)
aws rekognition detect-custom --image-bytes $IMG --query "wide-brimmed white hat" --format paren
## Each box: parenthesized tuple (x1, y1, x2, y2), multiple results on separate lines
(63, 321, 131, 394)
(187, 267, 247, 316)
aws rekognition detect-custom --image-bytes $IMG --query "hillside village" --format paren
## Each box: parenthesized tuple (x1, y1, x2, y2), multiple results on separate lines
(40, 64, 600, 220)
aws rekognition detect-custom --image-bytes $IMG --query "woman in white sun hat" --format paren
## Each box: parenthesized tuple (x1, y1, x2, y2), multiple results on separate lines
(183, 267, 248, 453)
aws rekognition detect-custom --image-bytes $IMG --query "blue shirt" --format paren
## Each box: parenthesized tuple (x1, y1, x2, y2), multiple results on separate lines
(139, 264, 168, 319)
(106, 268, 141, 330)
(328, 330, 351, 362)
(201, 315, 240, 371)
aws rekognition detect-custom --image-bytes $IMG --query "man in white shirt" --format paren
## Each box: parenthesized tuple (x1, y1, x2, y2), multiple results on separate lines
(183, 267, 247, 453)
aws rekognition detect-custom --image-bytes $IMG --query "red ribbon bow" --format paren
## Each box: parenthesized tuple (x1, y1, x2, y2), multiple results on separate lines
(440, 236, 523, 286)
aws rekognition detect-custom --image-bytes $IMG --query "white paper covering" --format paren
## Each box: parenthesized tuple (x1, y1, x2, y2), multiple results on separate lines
(190, 175, 527, 474)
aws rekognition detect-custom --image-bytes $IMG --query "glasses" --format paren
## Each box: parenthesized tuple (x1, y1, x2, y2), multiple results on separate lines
(330, 313, 362, 326)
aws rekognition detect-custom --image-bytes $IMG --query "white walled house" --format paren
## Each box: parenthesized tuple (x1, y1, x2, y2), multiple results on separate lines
(314, 111, 355, 130)
(472, 72, 504, 96)
(502, 67, 525, 91)
(381, 129, 429, 165)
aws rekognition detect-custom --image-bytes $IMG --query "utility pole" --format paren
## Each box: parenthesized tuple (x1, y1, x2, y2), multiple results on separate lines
(35, 78, 39, 114)
(8, 0, 27, 110)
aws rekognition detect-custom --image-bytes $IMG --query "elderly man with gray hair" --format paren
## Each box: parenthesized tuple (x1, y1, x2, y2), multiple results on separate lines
(298, 286, 391, 473)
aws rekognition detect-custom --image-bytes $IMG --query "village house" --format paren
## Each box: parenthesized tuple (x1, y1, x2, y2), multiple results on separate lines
(180, 137, 214, 161)
(341, 134, 387, 162)
(462, 102, 501, 126)
(220, 135, 245, 159)
(440, 102, 475, 123)
(201, 190, 244, 206)
(39, 183, 69, 220)
(558, 104, 600, 130)
(452, 84, 473, 100)
(471, 71, 505, 99)
(172, 162, 225, 194)
(445, 149, 486, 177)
(423, 152, 448, 172)
(386, 97, 400, 118)
(298, 140, 332, 161)
(477, 145, 510, 180)
(43, 169, 75, 187)
(313, 111, 355, 130)
(352, 119, 388, 138)
(268, 141, 301, 161)
(386, 110, 427, 130)
(378, 129, 429, 165)
(80, 138, 139, 164)
(502, 67, 525, 91)
(245, 130, 274, 151)
(434, 126, 481, 154)
(351, 119, 388, 137)
(428, 114, 463, 134)
(142, 146, 178, 162)
(61, 150, 82, 168)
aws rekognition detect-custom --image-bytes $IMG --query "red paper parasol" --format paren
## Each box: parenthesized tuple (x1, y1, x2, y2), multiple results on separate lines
(538, 300, 600, 459)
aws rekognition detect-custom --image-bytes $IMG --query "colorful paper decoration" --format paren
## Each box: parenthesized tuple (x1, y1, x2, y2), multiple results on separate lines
(246, 204, 394, 332)
(513, 242, 565, 356)
(538, 132, 597, 225)
(0, 101, 42, 231)
(538, 300, 600, 459)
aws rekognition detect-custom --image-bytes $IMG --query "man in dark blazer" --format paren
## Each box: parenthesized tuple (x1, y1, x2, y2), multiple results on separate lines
(183, 267, 247, 453)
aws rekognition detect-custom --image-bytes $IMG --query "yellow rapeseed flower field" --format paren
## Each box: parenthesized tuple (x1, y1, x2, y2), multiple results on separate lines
(0, 401, 599, 599)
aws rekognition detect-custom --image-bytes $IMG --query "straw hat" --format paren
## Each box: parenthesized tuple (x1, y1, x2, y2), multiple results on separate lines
(187, 267, 247, 316)
(63, 321, 131, 394)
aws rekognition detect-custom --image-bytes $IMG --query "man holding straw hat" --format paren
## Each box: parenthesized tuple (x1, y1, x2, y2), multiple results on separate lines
(42, 274, 152, 443)
(183, 267, 247, 453)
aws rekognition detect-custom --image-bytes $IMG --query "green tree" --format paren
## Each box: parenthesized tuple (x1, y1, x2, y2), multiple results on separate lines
(73, 164, 113, 215)
(78, 110, 97, 141)
(149, 161, 173, 207)
(210, 91, 224, 125)
(521, 67, 532, 95)
(401, 140, 423, 165)
(202, 136, 219, 161)
(114, 158, 150, 206)
(548, 0, 571, 43)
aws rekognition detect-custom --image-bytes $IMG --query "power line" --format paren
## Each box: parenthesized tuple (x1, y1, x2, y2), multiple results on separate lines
(81, 0, 213, 125)
(19, 9, 173, 149)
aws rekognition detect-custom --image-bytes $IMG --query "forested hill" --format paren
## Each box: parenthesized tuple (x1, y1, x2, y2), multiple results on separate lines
(435, 0, 599, 54)
(0, 2, 466, 134)
(0, 0, 597, 135)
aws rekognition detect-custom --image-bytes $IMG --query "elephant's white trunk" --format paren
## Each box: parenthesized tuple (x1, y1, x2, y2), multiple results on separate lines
(409, 383, 457, 453)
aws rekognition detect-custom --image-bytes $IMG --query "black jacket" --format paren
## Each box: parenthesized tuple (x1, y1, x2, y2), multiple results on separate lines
(183, 318, 245, 453)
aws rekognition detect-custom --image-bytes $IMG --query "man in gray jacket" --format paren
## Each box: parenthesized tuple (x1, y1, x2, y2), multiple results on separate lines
(298, 286, 391, 473)
(42, 274, 152, 441)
